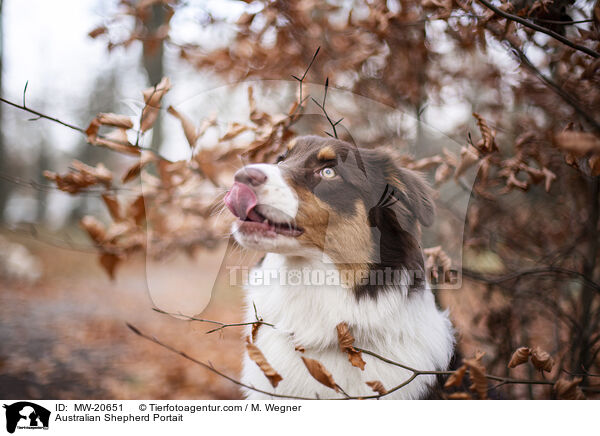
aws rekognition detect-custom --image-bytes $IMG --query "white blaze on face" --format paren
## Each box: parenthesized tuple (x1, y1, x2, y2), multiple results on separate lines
(230, 163, 304, 253)
(245, 163, 298, 222)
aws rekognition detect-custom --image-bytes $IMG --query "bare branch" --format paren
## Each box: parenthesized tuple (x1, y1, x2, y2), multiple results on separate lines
(151, 307, 275, 334)
(462, 266, 600, 293)
(291, 46, 320, 105)
(0, 95, 172, 159)
(507, 44, 600, 134)
(477, 0, 600, 59)
(0, 96, 85, 134)
(130, 319, 586, 400)
(126, 323, 316, 400)
(311, 78, 344, 138)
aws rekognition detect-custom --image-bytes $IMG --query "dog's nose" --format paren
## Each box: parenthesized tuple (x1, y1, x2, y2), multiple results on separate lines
(234, 167, 267, 186)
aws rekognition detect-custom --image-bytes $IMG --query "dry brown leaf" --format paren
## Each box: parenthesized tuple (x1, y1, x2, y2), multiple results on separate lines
(122, 151, 158, 183)
(472, 112, 498, 153)
(454, 146, 480, 179)
(168, 105, 199, 148)
(447, 392, 472, 400)
(542, 167, 557, 192)
(554, 377, 585, 400)
(246, 338, 283, 388)
(589, 155, 600, 177)
(220, 122, 249, 141)
(97, 113, 134, 129)
(193, 149, 219, 186)
(94, 137, 140, 155)
(555, 131, 600, 156)
(99, 252, 120, 280)
(301, 357, 339, 392)
(346, 349, 366, 370)
(72, 161, 112, 184)
(336, 322, 366, 370)
(140, 77, 172, 132)
(92, 128, 139, 155)
(102, 193, 121, 221)
(129, 195, 146, 226)
(248, 87, 271, 126)
(336, 322, 355, 350)
(444, 364, 467, 388)
(104, 221, 134, 243)
(237, 12, 255, 25)
(251, 323, 261, 343)
(287, 100, 300, 117)
(85, 118, 101, 143)
(530, 347, 554, 372)
(88, 26, 107, 38)
(44, 161, 113, 193)
(464, 353, 488, 399)
(435, 162, 453, 185)
(80, 216, 106, 244)
(506, 172, 529, 191)
(521, 165, 544, 184)
(508, 347, 531, 368)
(366, 380, 387, 395)
(424, 246, 452, 282)
(107, 127, 130, 144)
(564, 151, 579, 168)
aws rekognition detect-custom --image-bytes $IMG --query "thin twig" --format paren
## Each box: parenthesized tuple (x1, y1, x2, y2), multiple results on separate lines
(356, 347, 556, 386)
(0, 173, 140, 196)
(129, 323, 598, 399)
(0, 95, 172, 159)
(477, 0, 600, 58)
(561, 368, 600, 378)
(514, 48, 600, 133)
(462, 266, 600, 293)
(311, 78, 344, 138)
(0, 96, 85, 134)
(151, 307, 275, 334)
(533, 18, 594, 25)
(126, 323, 315, 400)
(127, 322, 431, 399)
(291, 46, 320, 105)
(136, 82, 160, 147)
(23, 81, 29, 108)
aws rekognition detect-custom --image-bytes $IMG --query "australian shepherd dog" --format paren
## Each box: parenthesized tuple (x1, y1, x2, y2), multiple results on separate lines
(224, 135, 455, 399)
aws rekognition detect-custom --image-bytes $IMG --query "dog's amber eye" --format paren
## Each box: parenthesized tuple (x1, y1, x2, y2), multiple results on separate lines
(320, 167, 336, 179)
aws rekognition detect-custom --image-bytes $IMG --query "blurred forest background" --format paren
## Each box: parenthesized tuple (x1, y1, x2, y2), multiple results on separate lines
(0, 0, 599, 399)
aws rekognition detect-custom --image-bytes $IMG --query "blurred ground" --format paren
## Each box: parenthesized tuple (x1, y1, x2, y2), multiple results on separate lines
(0, 234, 247, 400)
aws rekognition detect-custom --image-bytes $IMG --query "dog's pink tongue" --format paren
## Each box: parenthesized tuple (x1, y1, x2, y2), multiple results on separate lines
(224, 182, 257, 220)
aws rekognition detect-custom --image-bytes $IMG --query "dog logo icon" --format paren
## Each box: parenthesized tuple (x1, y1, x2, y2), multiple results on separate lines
(2, 402, 50, 434)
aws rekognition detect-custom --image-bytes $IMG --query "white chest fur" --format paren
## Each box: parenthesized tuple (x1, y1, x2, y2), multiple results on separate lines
(240, 253, 455, 399)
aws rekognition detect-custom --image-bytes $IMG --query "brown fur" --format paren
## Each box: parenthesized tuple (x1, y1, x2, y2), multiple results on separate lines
(316, 146, 336, 161)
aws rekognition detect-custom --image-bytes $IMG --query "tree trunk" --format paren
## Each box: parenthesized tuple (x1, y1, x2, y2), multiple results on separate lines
(0, 0, 8, 222)
(142, 2, 165, 153)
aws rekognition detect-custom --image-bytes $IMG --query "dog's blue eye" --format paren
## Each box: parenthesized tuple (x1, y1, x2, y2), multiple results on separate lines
(320, 167, 336, 179)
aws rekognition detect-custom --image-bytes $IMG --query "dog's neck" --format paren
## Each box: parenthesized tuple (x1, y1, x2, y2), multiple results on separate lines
(246, 252, 454, 369)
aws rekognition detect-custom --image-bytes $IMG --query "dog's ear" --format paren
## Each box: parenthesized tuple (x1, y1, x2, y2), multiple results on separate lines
(386, 165, 435, 227)
(363, 148, 435, 229)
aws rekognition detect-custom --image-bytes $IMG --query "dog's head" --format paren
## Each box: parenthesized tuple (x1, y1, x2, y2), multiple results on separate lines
(224, 135, 434, 294)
